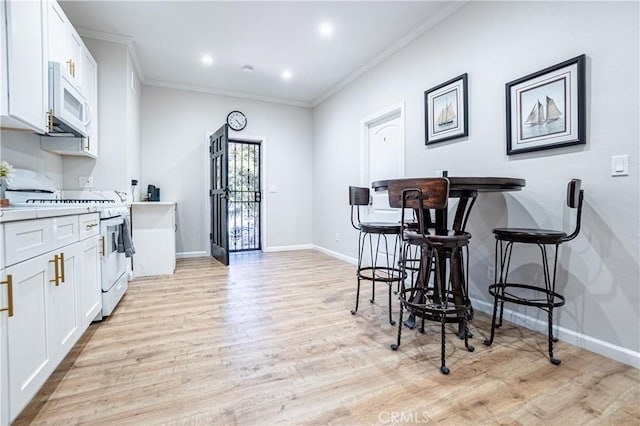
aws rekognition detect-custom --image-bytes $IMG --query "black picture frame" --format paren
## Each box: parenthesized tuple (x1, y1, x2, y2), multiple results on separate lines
(424, 73, 468, 145)
(506, 54, 586, 155)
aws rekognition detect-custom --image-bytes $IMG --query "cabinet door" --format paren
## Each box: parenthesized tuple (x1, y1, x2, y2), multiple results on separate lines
(2, 0, 48, 132)
(80, 47, 98, 157)
(79, 236, 101, 328)
(48, 0, 79, 82)
(48, 244, 82, 362)
(5, 255, 53, 422)
(0, 269, 8, 426)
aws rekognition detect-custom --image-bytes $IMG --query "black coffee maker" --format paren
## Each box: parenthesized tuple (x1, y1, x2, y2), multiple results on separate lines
(147, 185, 160, 201)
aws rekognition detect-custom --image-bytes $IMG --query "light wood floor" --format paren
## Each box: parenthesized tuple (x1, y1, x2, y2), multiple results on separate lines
(15, 250, 640, 425)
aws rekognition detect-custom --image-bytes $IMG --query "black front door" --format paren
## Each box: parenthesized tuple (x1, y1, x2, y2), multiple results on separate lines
(210, 125, 229, 265)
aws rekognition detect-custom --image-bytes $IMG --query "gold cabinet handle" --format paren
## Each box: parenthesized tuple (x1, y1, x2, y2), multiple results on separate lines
(100, 235, 105, 256)
(47, 109, 54, 132)
(66, 59, 73, 75)
(86, 222, 98, 229)
(0, 275, 13, 317)
(72, 61, 75, 77)
(60, 252, 65, 283)
(49, 254, 60, 286)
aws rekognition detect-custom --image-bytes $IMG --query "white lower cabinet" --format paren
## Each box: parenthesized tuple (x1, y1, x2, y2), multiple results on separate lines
(0, 268, 8, 426)
(79, 235, 101, 328)
(1, 213, 101, 423)
(5, 244, 81, 422)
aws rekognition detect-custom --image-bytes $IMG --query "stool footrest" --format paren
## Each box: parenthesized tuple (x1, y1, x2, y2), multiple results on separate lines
(398, 288, 471, 321)
(357, 267, 405, 283)
(488, 283, 565, 308)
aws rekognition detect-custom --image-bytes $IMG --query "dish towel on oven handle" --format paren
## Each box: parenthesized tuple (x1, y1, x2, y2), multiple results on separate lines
(117, 217, 136, 257)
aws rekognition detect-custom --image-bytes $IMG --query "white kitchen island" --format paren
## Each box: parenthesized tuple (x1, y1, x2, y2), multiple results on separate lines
(130, 202, 177, 277)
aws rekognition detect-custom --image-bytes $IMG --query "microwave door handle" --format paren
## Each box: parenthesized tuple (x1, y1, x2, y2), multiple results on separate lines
(84, 100, 92, 126)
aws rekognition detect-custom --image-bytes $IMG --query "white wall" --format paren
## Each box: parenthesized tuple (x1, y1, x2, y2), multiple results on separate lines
(312, 1, 639, 364)
(0, 131, 63, 188)
(140, 86, 313, 256)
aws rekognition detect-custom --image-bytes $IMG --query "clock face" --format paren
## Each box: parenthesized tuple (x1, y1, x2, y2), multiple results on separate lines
(227, 110, 247, 131)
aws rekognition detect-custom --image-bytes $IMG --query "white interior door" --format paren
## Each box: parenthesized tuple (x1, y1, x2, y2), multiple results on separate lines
(362, 106, 404, 223)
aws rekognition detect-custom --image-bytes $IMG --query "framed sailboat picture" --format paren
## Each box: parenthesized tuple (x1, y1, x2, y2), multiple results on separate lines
(424, 73, 468, 144)
(506, 54, 586, 155)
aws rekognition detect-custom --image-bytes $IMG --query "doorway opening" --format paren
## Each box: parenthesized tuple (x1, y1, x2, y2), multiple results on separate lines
(228, 140, 261, 252)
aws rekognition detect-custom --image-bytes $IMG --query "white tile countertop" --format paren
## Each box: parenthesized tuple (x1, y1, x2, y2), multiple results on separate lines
(0, 205, 101, 223)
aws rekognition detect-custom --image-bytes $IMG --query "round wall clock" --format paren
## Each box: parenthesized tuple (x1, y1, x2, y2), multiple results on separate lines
(226, 110, 247, 131)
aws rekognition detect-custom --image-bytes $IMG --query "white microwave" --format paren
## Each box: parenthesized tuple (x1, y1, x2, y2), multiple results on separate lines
(46, 61, 90, 138)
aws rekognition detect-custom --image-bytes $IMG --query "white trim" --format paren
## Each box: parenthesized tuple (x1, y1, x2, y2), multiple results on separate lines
(176, 251, 208, 259)
(145, 80, 312, 108)
(263, 244, 314, 253)
(79, 29, 145, 82)
(472, 298, 640, 368)
(312, 2, 466, 107)
(312, 245, 357, 265)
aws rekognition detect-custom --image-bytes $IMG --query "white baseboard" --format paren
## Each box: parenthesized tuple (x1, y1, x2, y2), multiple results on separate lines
(312, 245, 357, 265)
(263, 244, 313, 252)
(176, 251, 208, 259)
(472, 298, 640, 368)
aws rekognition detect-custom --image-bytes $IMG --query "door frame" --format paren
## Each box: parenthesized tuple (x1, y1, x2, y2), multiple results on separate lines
(359, 102, 406, 215)
(227, 138, 263, 252)
(204, 132, 267, 255)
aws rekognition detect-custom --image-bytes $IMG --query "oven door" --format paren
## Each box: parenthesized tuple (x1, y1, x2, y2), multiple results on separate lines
(100, 216, 127, 292)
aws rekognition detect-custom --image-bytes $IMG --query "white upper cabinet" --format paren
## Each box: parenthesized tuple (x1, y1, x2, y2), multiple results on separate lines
(80, 46, 98, 157)
(40, 0, 99, 158)
(0, 0, 48, 133)
(48, 0, 82, 88)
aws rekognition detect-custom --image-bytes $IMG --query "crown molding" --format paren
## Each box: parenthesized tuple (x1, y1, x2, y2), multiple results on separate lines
(144, 80, 312, 108)
(311, 1, 467, 107)
(77, 28, 146, 82)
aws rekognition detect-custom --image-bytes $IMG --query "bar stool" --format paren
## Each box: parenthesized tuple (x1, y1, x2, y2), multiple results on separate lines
(349, 186, 404, 325)
(387, 178, 474, 375)
(484, 179, 584, 365)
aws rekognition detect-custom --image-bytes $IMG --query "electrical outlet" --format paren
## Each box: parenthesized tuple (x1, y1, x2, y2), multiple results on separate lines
(335, 233, 340, 242)
(79, 176, 93, 189)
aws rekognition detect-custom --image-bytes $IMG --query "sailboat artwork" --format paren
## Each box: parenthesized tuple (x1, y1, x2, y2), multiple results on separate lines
(437, 101, 456, 126)
(525, 96, 563, 126)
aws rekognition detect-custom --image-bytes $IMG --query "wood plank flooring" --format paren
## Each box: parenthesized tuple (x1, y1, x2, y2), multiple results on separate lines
(15, 250, 640, 425)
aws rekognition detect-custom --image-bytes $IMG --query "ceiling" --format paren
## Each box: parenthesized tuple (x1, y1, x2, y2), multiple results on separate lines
(60, 1, 464, 107)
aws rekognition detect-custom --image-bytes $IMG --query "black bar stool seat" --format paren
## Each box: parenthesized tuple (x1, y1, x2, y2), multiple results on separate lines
(387, 178, 475, 375)
(359, 222, 402, 234)
(349, 186, 405, 325)
(492, 228, 567, 244)
(484, 179, 584, 366)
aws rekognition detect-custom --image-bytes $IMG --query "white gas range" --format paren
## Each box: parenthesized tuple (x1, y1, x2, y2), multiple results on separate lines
(5, 169, 133, 319)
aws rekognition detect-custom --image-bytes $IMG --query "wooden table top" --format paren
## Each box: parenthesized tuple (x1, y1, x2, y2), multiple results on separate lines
(372, 177, 526, 193)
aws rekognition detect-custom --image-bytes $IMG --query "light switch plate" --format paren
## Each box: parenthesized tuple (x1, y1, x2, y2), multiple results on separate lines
(268, 185, 277, 193)
(611, 155, 629, 176)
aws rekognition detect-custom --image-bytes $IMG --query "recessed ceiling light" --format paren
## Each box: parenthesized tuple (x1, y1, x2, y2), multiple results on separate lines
(201, 54, 213, 66)
(281, 70, 292, 80)
(319, 21, 334, 37)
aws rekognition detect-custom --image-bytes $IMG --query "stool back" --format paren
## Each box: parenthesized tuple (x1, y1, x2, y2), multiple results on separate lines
(387, 178, 449, 210)
(564, 178, 584, 242)
(349, 186, 370, 230)
(387, 178, 449, 236)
